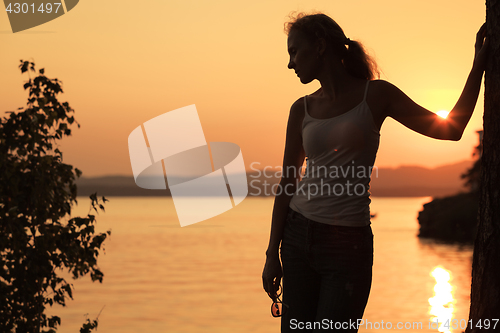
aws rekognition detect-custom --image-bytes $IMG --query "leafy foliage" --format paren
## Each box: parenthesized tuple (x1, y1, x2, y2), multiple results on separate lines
(0, 61, 110, 332)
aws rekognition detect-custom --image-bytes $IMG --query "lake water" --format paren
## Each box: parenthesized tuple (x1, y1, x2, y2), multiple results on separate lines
(49, 196, 474, 333)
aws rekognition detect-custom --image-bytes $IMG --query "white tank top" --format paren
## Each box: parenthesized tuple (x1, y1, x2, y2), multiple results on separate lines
(289, 80, 380, 226)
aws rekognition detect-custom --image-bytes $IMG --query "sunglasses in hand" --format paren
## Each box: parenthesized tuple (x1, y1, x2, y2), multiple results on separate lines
(269, 284, 289, 318)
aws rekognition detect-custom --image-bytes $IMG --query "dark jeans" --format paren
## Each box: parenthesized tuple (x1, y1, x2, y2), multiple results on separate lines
(280, 208, 373, 332)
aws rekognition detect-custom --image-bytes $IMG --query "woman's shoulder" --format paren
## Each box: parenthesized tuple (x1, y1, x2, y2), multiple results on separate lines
(366, 79, 398, 127)
(286, 99, 304, 131)
(368, 79, 401, 96)
(367, 79, 401, 107)
(289, 88, 322, 113)
(290, 96, 305, 109)
(369, 79, 394, 90)
(289, 96, 306, 117)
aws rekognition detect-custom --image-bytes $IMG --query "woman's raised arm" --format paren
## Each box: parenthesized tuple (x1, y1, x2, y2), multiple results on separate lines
(383, 23, 488, 141)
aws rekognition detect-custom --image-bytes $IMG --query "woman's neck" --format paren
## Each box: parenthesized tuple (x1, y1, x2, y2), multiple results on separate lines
(316, 60, 362, 102)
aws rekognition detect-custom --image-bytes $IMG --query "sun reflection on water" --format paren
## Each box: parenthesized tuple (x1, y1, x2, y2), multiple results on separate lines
(429, 266, 455, 332)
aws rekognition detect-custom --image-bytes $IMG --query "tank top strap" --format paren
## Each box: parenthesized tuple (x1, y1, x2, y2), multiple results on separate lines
(362, 80, 370, 102)
(302, 95, 312, 119)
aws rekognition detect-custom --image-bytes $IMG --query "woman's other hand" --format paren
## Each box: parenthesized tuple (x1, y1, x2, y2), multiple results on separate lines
(262, 252, 282, 301)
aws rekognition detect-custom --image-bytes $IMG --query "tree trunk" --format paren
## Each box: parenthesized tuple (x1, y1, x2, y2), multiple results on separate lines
(467, 1, 500, 332)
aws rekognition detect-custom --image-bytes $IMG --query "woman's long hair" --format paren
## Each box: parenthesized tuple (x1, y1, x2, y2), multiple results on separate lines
(285, 13, 379, 80)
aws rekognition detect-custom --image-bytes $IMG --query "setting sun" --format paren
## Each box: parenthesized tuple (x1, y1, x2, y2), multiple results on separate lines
(436, 110, 450, 119)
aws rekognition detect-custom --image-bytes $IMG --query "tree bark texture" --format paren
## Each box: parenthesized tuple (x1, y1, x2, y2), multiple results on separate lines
(467, 1, 500, 332)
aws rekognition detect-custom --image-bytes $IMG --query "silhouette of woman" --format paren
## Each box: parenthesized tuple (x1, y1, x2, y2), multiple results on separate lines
(262, 12, 488, 332)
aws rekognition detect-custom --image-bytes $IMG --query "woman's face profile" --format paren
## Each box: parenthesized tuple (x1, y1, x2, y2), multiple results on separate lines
(287, 29, 320, 84)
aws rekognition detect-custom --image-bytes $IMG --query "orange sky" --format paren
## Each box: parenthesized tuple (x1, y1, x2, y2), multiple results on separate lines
(1, 0, 485, 177)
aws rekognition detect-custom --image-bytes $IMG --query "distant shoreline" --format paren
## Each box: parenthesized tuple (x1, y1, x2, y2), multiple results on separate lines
(76, 160, 471, 198)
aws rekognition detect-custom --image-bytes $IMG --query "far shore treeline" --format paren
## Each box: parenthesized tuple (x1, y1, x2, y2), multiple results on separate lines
(76, 160, 471, 198)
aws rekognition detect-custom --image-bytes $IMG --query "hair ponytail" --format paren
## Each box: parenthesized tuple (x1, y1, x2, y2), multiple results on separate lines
(343, 40, 379, 80)
(285, 12, 379, 80)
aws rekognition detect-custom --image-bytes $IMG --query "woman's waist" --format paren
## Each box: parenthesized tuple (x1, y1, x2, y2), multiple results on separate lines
(294, 174, 371, 198)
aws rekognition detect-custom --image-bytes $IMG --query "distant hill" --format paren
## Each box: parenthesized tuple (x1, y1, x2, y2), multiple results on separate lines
(75, 160, 473, 198)
(76, 175, 171, 197)
(370, 160, 472, 197)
